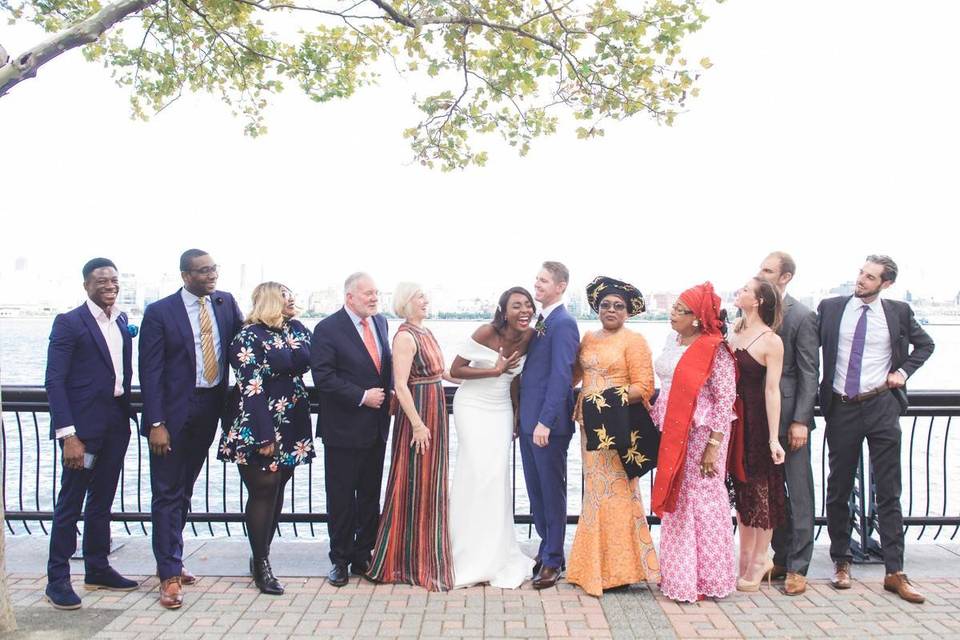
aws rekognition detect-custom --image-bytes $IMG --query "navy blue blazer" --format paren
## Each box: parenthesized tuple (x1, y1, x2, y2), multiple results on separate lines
(310, 308, 392, 448)
(138, 289, 243, 437)
(518, 305, 580, 436)
(44, 303, 133, 443)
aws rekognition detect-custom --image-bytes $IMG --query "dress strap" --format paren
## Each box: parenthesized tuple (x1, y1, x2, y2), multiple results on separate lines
(744, 330, 774, 351)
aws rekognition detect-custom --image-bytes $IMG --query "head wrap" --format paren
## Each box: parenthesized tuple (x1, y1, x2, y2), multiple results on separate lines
(586, 276, 645, 317)
(678, 281, 724, 335)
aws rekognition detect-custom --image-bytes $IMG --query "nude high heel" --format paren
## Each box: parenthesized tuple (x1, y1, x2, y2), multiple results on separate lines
(737, 558, 774, 592)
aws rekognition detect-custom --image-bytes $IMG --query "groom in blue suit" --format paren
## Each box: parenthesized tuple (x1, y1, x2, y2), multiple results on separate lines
(44, 258, 137, 609)
(518, 261, 580, 589)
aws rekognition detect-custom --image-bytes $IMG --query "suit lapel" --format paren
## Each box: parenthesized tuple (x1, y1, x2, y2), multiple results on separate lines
(211, 291, 232, 364)
(881, 299, 901, 365)
(174, 291, 198, 372)
(80, 303, 113, 369)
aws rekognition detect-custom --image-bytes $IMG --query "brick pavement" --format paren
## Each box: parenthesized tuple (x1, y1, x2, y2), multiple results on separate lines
(7, 573, 960, 639)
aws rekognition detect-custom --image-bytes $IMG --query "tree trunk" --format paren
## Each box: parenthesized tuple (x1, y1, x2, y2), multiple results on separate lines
(0, 0, 160, 98)
(0, 493, 16, 633)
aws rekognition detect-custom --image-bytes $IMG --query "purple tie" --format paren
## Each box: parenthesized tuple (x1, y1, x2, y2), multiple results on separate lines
(844, 305, 869, 398)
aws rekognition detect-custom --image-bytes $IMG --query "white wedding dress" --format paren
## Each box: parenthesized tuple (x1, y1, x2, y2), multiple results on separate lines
(450, 339, 535, 588)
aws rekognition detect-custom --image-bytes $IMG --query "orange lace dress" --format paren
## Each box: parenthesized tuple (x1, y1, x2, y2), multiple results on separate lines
(566, 328, 661, 596)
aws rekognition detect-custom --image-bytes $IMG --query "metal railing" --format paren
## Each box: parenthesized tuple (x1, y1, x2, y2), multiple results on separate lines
(2, 386, 958, 557)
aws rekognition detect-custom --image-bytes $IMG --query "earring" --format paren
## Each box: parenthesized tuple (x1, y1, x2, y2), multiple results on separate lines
(693, 319, 700, 328)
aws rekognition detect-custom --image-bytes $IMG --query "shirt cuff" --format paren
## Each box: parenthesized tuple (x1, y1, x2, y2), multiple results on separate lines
(897, 368, 908, 380)
(152, 422, 164, 428)
(358, 390, 367, 407)
(56, 426, 77, 439)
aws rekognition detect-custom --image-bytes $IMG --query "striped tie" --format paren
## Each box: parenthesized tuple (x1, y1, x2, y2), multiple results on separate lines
(198, 297, 219, 384)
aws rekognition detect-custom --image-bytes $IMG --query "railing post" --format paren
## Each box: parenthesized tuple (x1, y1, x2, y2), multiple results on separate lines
(849, 448, 883, 563)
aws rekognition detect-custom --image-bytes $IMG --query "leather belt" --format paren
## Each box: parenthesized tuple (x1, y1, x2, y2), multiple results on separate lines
(835, 386, 890, 404)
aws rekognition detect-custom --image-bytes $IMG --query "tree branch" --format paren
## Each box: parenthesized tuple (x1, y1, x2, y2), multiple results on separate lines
(0, 0, 161, 98)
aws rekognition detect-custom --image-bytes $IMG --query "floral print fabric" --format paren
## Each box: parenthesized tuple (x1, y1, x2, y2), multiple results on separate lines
(218, 320, 315, 471)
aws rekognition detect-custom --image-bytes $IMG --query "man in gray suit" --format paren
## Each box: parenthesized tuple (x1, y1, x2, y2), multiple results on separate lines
(757, 252, 819, 596)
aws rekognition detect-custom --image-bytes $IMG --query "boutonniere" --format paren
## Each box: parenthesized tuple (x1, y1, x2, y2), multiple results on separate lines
(127, 324, 139, 338)
(534, 315, 547, 337)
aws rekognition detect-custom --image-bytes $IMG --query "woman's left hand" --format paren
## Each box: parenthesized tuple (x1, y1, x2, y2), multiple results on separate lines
(770, 440, 786, 465)
(700, 445, 719, 478)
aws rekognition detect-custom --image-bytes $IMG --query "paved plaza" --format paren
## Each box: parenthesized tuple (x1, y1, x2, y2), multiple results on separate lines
(4, 537, 960, 639)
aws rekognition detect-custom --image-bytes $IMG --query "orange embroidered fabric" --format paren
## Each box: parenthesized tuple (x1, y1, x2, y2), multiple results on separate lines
(566, 329, 661, 596)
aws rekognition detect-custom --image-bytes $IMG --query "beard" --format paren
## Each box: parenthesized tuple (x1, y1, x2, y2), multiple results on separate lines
(854, 282, 883, 299)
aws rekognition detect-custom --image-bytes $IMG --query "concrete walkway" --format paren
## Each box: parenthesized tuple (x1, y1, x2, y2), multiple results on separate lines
(4, 536, 960, 639)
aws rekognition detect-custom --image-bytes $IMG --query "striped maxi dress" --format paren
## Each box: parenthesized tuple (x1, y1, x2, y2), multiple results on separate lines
(367, 322, 454, 591)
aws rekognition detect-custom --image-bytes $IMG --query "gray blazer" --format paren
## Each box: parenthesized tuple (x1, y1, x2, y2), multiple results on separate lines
(777, 294, 819, 436)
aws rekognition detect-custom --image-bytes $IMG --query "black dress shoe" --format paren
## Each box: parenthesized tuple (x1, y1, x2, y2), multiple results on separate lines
(533, 566, 561, 590)
(252, 558, 284, 595)
(84, 567, 138, 592)
(328, 564, 349, 587)
(350, 560, 369, 576)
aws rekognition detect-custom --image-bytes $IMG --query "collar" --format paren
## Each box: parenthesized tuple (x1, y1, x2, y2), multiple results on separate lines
(344, 305, 372, 327)
(540, 300, 563, 320)
(180, 287, 206, 307)
(86, 298, 117, 322)
(846, 294, 883, 315)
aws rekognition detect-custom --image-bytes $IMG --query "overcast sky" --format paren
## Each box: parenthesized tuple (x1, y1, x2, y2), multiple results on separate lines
(2, 0, 958, 305)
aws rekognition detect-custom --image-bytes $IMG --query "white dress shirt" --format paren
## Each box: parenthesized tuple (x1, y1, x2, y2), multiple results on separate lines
(181, 288, 223, 387)
(833, 295, 902, 396)
(56, 299, 124, 439)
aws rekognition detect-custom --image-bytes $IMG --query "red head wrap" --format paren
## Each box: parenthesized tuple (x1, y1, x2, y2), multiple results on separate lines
(679, 282, 724, 336)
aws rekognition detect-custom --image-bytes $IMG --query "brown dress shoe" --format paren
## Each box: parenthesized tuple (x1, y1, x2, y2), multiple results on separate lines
(180, 567, 197, 586)
(159, 576, 183, 609)
(532, 566, 561, 590)
(784, 572, 807, 596)
(884, 572, 925, 604)
(831, 561, 852, 590)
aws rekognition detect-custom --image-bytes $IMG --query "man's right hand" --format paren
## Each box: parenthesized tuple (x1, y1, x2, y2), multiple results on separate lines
(62, 436, 86, 470)
(787, 422, 809, 451)
(149, 424, 173, 457)
(363, 388, 386, 409)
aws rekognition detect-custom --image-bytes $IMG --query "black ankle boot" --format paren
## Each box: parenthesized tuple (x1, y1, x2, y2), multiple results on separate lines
(252, 558, 284, 595)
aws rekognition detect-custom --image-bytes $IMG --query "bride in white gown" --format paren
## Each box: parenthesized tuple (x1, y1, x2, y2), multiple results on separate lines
(449, 287, 537, 588)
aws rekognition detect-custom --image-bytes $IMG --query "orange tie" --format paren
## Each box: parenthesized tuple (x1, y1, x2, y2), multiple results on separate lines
(360, 318, 381, 373)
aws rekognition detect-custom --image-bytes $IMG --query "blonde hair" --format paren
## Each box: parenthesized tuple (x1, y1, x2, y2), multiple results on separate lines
(393, 282, 423, 320)
(246, 282, 293, 329)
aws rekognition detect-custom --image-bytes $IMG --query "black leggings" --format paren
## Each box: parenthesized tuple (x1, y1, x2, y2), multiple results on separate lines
(238, 464, 293, 560)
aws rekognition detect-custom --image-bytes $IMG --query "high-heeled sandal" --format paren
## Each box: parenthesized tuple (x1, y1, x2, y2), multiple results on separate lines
(737, 559, 774, 592)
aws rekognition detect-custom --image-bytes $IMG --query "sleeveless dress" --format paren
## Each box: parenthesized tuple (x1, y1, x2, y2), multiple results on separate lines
(566, 329, 660, 597)
(367, 323, 454, 591)
(732, 348, 786, 529)
(449, 339, 533, 588)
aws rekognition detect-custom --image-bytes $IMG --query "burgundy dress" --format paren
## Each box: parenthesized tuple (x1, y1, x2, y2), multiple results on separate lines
(732, 349, 786, 529)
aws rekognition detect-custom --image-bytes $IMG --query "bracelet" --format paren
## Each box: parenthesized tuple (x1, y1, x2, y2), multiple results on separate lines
(61, 433, 77, 441)
(707, 438, 723, 447)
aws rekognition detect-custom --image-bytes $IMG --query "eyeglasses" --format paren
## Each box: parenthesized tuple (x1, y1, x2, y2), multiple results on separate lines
(188, 265, 219, 276)
(599, 301, 627, 312)
(671, 305, 694, 316)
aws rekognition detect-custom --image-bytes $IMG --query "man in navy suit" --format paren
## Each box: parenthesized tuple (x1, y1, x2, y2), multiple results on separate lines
(44, 258, 137, 610)
(138, 249, 243, 609)
(310, 272, 392, 587)
(818, 255, 934, 604)
(518, 261, 580, 589)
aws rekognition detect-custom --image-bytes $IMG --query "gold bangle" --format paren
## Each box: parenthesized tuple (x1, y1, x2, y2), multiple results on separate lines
(707, 438, 723, 447)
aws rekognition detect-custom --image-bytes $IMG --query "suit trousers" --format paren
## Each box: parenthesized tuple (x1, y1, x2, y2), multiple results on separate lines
(771, 436, 815, 575)
(150, 388, 224, 580)
(519, 432, 570, 569)
(47, 399, 130, 584)
(324, 440, 387, 567)
(825, 391, 905, 574)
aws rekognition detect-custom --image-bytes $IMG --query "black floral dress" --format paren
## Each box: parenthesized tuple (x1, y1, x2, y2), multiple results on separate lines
(218, 319, 315, 471)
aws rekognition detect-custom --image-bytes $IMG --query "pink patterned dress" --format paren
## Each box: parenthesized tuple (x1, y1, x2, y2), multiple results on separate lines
(651, 334, 737, 603)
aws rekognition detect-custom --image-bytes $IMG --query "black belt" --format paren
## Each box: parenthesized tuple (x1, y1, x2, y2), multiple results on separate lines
(835, 386, 890, 404)
(194, 386, 221, 394)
